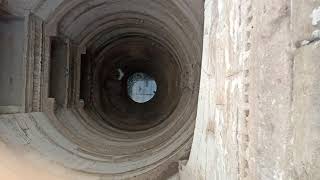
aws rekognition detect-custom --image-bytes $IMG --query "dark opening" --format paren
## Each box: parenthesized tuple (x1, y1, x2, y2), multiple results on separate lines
(49, 38, 68, 107)
(80, 53, 91, 103)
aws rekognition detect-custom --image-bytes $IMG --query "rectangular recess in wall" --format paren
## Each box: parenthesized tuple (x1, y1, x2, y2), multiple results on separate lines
(0, 16, 25, 114)
(49, 37, 69, 108)
(80, 53, 91, 103)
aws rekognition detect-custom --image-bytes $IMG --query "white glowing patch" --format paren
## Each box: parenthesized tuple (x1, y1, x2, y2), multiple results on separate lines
(127, 73, 157, 103)
(117, 68, 124, 80)
(310, 7, 320, 26)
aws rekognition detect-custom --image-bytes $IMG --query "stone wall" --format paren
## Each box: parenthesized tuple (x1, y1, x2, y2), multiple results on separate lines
(181, 0, 320, 179)
(180, 0, 252, 179)
(25, 13, 44, 112)
(0, 17, 26, 114)
(1, 0, 320, 180)
(0, 0, 204, 179)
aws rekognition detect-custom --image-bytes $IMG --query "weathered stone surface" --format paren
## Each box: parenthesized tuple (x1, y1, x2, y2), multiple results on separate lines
(181, 0, 320, 180)
(1, 0, 320, 180)
(181, 0, 252, 179)
(0, 17, 25, 113)
(287, 42, 320, 180)
(0, 0, 203, 179)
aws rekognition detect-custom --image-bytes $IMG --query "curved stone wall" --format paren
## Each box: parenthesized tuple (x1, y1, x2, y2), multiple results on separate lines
(2, 1, 320, 180)
(0, 0, 204, 179)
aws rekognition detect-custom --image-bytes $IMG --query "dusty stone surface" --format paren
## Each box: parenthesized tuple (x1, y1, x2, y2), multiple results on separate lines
(181, 0, 320, 180)
(180, 0, 252, 179)
(288, 41, 320, 180)
(1, 0, 320, 180)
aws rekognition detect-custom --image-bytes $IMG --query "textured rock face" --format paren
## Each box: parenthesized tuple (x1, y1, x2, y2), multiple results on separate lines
(181, 0, 252, 179)
(1, 0, 320, 180)
(181, 0, 320, 180)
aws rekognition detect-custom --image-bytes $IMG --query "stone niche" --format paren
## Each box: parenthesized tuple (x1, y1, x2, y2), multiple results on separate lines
(0, 16, 25, 114)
